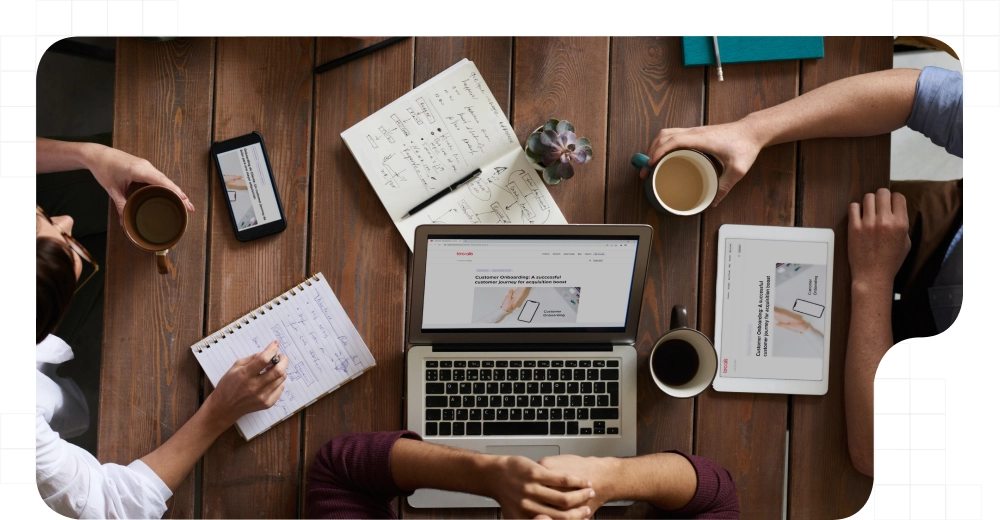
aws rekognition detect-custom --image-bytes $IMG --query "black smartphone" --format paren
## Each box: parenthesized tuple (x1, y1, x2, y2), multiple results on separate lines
(210, 131, 287, 241)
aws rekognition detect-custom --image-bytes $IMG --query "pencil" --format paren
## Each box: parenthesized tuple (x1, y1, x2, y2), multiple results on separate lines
(712, 36, 724, 82)
(315, 37, 409, 75)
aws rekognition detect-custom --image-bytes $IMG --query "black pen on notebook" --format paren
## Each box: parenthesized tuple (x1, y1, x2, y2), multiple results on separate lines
(260, 355, 280, 375)
(400, 168, 482, 220)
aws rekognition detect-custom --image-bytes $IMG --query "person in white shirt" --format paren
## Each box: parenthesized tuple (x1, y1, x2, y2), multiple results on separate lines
(35, 139, 290, 518)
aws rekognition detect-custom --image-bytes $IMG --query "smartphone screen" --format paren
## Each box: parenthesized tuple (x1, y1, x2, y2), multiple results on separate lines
(518, 300, 540, 323)
(793, 299, 825, 318)
(215, 142, 282, 231)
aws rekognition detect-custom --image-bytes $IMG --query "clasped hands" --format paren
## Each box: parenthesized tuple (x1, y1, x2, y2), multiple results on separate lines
(489, 454, 616, 520)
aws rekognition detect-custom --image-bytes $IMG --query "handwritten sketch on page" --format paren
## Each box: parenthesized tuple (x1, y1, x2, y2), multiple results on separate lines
(341, 59, 565, 250)
(192, 274, 375, 440)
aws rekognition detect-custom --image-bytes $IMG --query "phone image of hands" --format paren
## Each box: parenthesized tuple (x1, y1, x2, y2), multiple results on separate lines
(518, 300, 540, 323)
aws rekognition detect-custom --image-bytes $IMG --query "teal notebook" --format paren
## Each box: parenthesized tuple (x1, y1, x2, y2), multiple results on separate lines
(682, 37, 824, 66)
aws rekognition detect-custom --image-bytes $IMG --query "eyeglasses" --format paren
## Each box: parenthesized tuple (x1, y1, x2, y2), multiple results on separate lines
(36, 205, 99, 293)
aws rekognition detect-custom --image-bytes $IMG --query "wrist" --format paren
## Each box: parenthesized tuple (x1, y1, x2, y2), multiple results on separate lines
(739, 111, 776, 149)
(599, 456, 627, 502)
(851, 278, 894, 297)
(76, 142, 107, 171)
(199, 393, 237, 434)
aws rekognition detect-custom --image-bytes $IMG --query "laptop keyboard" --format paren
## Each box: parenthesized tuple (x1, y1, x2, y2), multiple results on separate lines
(423, 358, 621, 436)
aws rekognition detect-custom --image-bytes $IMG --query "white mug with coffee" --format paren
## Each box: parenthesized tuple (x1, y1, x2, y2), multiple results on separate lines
(631, 151, 721, 216)
(649, 305, 717, 398)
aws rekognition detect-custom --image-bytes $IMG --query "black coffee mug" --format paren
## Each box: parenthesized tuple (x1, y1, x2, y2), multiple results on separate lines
(649, 305, 718, 398)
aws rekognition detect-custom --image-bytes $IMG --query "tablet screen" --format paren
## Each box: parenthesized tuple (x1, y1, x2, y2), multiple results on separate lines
(718, 238, 828, 381)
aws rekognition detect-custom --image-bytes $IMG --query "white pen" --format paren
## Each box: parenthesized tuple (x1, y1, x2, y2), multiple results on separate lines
(713, 36, 724, 82)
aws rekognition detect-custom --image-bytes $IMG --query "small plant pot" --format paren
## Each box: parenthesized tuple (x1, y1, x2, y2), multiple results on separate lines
(525, 125, 545, 173)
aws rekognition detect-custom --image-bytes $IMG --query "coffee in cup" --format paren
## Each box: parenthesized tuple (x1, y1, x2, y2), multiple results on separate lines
(649, 305, 718, 398)
(123, 185, 188, 274)
(631, 150, 721, 215)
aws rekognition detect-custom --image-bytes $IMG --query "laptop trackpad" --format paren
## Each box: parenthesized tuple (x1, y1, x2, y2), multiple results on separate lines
(486, 445, 560, 461)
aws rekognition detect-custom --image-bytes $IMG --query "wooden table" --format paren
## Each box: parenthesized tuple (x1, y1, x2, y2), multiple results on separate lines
(99, 37, 890, 519)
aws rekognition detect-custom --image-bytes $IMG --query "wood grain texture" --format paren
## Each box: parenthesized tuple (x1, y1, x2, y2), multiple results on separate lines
(199, 37, 314, 519)
(695, 60, 799, 519)
(790, 36, 891, 519)
(403, 36, 512, 520)
(300, 36, 413, 517)
(601, 36, 704, 519)
(512, 37, 609, 224)
(100, 37, 215, 519)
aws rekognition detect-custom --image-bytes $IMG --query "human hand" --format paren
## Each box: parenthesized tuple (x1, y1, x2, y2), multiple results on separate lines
(848, 189, 910, 292)
(501, 287, 531, 313)
(640, 120, 764, 207)
(205, 340, 288, 426)
(775, 307, 811, 333)
(84, 144, 195, 225)
(537, 455, 619, 515)
(487, 454, 594, 519)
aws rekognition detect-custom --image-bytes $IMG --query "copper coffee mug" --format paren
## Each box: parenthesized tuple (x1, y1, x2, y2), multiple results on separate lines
(122, 185, 188, 274)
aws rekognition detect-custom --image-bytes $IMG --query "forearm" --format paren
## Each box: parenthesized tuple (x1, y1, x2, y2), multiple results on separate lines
(36, 137, 105, 173)
(845, 281, 896, 477)
(390, 438, 496, 497)
(604, 453, 697, 511)
(139, 398, 232, 491)
(744, 68, 921, 147)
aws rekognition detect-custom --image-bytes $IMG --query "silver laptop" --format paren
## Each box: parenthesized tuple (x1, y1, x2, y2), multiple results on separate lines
(406, 224, 653, 508)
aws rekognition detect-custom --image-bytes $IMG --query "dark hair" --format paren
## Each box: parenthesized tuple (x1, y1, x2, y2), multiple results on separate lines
(37, 236, 76, 344)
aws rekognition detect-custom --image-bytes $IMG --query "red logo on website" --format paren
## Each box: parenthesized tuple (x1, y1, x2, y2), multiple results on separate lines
(723, 358, 728, 373)
(456, 252, 474, 256)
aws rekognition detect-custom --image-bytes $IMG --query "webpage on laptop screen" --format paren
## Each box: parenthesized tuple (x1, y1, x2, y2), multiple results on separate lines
(422, 237, 639, 330)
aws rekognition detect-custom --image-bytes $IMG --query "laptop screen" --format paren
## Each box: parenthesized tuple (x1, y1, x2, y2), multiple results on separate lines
(421, 235, 640, 332)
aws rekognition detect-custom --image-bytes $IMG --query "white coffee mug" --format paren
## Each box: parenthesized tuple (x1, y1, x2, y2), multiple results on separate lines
(649, 305, 718, 398)
(632, 150, 721, 216)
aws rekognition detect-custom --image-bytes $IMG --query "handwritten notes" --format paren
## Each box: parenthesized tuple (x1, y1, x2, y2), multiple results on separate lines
(191, 274, 375, 440)
(341, 59, 565, 250)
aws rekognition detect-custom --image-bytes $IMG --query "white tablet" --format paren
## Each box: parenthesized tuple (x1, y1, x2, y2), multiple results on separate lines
(713, 224, 834, 395)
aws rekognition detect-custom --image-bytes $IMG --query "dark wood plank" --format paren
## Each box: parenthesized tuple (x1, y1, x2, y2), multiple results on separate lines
(100, 37, 215, 519)
(512, 37, 609, 224)
(790, 37, 891, 519)
(602, 36, 704, 519)
(695, 60, 799, 519)
(402, 36, 513, 520)
(199, 37, 314, 519)
(300, 36, 413, 517)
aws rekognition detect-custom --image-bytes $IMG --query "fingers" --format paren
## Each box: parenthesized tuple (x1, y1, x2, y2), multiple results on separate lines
(891, 191, 908, 221)
(711, 168, 744, 207)
(848, 202, 862, 229)
(875, 188, 892, 218)
(265, 354, 288, 383)
(529, 485, 595, 510)
(641, 128, 692, 179)
(524, 501, 592, 520)
(263, 383, 285, 408)
(248, 341, 281, 372)
(137, 161, 196, 212)
(862, 192, 876, 225)
(535, 468, 590, 491)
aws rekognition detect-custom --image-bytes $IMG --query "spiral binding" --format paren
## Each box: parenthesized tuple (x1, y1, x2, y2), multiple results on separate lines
(193, 273, 323, 353)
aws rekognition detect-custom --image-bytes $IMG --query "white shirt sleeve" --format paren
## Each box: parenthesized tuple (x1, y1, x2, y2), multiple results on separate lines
(36, 411, 172, 519)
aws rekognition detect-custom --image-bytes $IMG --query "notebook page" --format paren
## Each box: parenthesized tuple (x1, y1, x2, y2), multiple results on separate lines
(395, 147, 566, 250)
(341, 59, 521, 222)
(193, 274, 375, 440)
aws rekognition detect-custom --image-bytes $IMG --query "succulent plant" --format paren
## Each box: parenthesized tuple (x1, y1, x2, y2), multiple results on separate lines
(525, 119, 593, 185)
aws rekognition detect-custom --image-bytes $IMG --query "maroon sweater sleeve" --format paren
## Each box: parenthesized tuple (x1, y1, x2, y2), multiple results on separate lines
(305, 430, 422, 519)
(653, 450, 741, 519)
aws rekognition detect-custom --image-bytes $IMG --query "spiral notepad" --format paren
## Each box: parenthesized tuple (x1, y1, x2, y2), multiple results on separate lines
(191, 273, 376, 440)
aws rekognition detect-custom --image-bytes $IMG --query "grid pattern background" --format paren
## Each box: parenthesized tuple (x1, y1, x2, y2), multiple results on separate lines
(1, 1, 993, 517)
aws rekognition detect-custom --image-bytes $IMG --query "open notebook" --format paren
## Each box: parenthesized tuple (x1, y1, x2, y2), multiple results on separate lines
(341, 59, 566, 251)
(190, 273, 375, 440)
